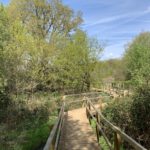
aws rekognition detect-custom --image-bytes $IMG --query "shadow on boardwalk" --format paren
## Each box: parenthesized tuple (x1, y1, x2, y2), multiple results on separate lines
(59, 108, 100, 150)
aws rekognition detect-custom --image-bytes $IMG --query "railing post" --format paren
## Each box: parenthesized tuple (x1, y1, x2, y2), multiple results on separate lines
(86, 99, 88, 118)
(82, 96, 86, 107)
(96, 112, 100, 142)
(114, 132, 121, 150)
(88, 101, 92, 125)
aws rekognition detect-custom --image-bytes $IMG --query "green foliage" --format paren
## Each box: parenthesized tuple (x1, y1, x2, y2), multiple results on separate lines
(0, 117, 56, 150)
(22, 118, 56, 150)
(54, 30, 102, 92)
(0, 5, 10, 50)
(0, 2, 102, 94)
(3, 20, 37, 93)
(121, 32, 150, 148)
(0, 5, 11, 87)
(0, 1, 103, 149)
(99, 137, 110, 150)
(103, 96, 150, 149)
(124, 32, 150, 87)
(0, 93, 58, 150)
(103, 98, 133, 131)
(0, 90, 11, 122)
(90, 119, 110, 149)
(0, 91, 10, 109)
(102, 98, 133, 149)
(92, 58, 126, 87)
(8, 0, 83, 39)
(130, 86, 150, 137)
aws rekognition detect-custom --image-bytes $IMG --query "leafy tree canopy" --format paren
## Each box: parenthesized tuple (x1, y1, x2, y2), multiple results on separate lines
(124, 32, 150, 87)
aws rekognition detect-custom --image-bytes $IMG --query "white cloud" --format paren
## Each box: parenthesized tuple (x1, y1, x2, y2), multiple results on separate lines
(83, 9, 150, 28)
(101, 52, 120, 60)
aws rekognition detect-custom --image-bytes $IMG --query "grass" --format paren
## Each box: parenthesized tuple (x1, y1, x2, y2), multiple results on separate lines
(90, 119, 110, 149)
(0, 92, 60, 150)
(22, 117, 56, 150)
(0, 117, 57, 150)
(90, 119, 125, 150)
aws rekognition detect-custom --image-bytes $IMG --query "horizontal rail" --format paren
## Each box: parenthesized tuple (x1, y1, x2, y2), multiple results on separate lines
(86, 98, 147, 150)
(64, 92, 102, 98)
(54, 107, 64, 150)
(86, 106, 112, 149)
(65, 96, 105, 105)
(65, 99, 86, 104)
(87, 96, 111, 100)
(44, 103, 65, 150)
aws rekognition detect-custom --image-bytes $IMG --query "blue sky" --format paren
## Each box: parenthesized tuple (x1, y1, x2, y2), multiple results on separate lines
(1, 0, 150, 60)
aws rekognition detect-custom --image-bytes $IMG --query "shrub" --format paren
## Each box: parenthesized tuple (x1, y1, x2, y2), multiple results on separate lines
(0, 90, 11, 123)
(130, 86, 150, 147)
(0, 93, 58, 150)
(0, 90, 11, 109)
(102, 98, 134, 149)
(103, 98, 133, 131)
(130, 86, 150, 130)
(103, 91, 150, 149)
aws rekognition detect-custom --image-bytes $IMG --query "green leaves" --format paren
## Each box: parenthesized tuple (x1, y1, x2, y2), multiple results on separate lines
(124, 32, 150, 87)
(8, 0, 82, 39)
(0, 0, 102, 95)
(53, 30, 102, 92)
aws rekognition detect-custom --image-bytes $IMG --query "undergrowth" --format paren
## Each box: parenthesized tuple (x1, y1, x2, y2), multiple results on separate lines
(0, 92, 60, 150)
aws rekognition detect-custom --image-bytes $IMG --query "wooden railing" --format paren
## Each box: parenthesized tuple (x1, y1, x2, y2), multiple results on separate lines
(43, 92, 103, 150)
(85, 97, 147, 150)
(43, 92, 147, 150)
(43, 103, 65, 150)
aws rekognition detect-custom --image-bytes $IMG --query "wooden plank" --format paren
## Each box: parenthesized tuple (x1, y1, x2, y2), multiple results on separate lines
(59, 108, 100, 150)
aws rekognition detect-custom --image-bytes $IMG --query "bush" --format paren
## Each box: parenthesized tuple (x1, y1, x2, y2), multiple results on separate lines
(22, 118, 56, 150)
(130, 86, 150, 147)
(130, 86, 150, 130)
(102, 98, 134, 149)
(103, 98, 133, 131)
(0, 92, 59, 150)
(103, 91, 150, 149)
(0, 90, 11, 123)
(0, 90, 11, 109)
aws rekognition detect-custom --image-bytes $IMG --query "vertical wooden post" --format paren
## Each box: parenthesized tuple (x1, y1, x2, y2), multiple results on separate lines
(114, 132, 121, 150)
(88, 102, 92, 125)
(88, 102, 91, 111)
(86, 100, 88, 118)
(96, 112, 100, 142)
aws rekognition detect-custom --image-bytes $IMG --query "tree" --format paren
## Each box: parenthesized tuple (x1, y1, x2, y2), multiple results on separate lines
(124, 32, 150, 87)
(8, 0, 83, 39)
(3, 20, 38, 93)
(7, 0, 84, 94)
(0, 5, 11, 90)
(91, 58, 126, 88)
(0, 0, 102, 95)
(54, 30, 103, 93)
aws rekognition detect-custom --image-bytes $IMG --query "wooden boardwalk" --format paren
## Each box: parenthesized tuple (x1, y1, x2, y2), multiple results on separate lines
(59, 107, 100, 150)
(44, 94, 147, 150)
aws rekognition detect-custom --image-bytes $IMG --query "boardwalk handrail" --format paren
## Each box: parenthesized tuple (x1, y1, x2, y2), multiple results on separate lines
(85, 98, 147, 150)
(62, 91, 102, 98)
(43, 103, 65, 150)
(43, 94, 100, 150)
(44, 92, 147, 150)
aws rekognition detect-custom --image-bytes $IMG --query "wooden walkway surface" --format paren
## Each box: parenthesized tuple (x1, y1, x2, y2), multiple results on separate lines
(59, 107, 100, 150)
